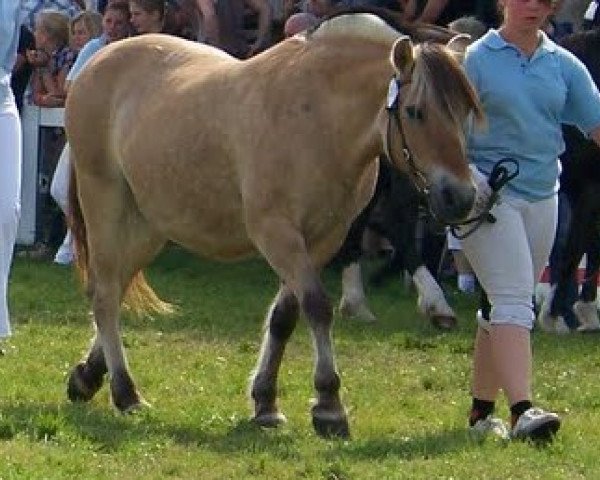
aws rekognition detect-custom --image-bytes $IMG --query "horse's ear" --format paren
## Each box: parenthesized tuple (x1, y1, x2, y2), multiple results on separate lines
(446, 33, 472, 63)
(391, 36, 414, 79)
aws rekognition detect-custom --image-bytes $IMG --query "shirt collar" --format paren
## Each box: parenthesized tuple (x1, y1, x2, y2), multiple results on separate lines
(481, 28, 557, 56)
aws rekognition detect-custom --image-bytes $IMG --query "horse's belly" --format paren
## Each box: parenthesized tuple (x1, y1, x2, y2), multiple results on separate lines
(133, 184, 255, 260)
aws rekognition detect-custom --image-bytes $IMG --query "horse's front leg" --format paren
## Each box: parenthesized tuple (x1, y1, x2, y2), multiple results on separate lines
(248, 218, 349, 438)
(250, 284, 299, 427)
(303, 280, 349, 438)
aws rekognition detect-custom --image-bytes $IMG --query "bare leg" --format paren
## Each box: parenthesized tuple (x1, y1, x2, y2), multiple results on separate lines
(490, 324, 531, 406)
(471, 326, 501, 401)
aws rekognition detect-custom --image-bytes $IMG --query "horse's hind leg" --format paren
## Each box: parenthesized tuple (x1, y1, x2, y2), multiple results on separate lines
(248, 219, 349, 438)
(250, 284, 299, 427)
(67, 332, 107, 403)
(67, 175, 165, 411)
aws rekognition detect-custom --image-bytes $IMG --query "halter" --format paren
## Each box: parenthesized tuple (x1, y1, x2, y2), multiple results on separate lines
(384, 76, 429, 198)
(383, 76, 519, 237)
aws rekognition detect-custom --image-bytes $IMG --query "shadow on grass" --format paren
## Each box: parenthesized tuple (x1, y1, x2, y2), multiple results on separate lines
(0, 402, 473, 461)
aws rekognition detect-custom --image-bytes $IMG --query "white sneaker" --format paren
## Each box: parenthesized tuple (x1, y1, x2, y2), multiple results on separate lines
(469, 415, 510, 442)
(511, 407, 560, 442)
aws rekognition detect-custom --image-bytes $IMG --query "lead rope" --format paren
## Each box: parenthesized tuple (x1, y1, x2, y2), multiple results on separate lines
(448, 158, 519, 240)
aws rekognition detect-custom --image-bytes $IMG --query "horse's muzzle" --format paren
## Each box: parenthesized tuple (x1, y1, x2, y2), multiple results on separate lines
(428, 174, 476, 224)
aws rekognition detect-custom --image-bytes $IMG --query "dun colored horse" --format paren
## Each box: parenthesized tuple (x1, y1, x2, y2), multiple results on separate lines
(65, 12, 483, 437)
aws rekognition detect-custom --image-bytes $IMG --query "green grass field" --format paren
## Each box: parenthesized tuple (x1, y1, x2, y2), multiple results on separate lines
(1, 246, 599, 479)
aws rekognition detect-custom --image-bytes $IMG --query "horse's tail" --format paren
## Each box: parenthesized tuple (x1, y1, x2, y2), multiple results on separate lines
(68, 164, 174, 317)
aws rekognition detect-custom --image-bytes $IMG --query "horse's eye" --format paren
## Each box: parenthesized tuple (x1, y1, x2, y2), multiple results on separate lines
(405, 105, 424, 121)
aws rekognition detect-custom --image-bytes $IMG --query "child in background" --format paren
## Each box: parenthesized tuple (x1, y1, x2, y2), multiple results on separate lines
(27, 9, 74, 108)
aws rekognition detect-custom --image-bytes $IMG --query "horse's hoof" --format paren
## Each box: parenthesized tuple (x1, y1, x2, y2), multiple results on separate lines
(430, 315, 457, 331)
(119, 398, 151, 414)
(252, 411, 287, 428)
(312, 413, 350, 439)
(67, 363, 104, 403)
(339, 299, 377, 323)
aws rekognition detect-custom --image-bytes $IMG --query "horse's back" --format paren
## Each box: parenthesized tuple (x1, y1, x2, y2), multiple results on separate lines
(65, 35, 256, 258)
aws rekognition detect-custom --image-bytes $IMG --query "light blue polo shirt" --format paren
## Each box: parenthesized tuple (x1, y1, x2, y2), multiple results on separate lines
(66, 35, 108, 83)
(465, 29, 600, 201)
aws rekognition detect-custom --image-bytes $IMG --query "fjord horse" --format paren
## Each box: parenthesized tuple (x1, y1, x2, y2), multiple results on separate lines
(65, 12, 483, 437)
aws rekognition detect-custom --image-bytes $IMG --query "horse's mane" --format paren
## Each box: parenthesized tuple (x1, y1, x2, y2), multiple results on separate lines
(409, 41, 485, 134)
(314, 7, 458, 43)
(310, 11, 484, 133)
(310, 11, 401, 43)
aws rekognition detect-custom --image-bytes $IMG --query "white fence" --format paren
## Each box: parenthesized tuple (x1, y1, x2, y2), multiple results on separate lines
(18, 103, 65, 246)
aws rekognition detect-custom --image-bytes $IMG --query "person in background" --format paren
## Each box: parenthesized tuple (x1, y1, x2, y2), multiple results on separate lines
(49, 1, 130, 266)
(216, 0, 273, 58)
(0, 1, 23, 342)
(459, 0, 600, 442)
(50, 10, 102, 266)
(27, 9, 74, 108)
(21, 0, 82, 32)
(129, 0, 167, 34)
(70, 10, 103, 51)
(10, 25, 36, 113)
(283, 11, 318, 37)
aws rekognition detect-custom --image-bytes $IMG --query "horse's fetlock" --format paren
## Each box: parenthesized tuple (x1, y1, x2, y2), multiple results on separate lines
(251, 375, 277, 403)
(110, 368, 140, 411)
(314, 371, 341, 395)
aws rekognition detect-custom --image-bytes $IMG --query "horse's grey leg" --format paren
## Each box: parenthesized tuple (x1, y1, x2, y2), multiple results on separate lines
(247, 219, 349, 438)
(303, 281, 350, 438)
(250, 284, 299, 427)
(97, 282, 147, 412)
(339, 262, 377, 323)
(412, 265, 457, 330)
(67, 329, 107, 402)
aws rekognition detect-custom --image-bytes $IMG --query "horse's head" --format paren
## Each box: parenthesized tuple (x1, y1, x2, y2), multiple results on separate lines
(384, 35, 484, 224)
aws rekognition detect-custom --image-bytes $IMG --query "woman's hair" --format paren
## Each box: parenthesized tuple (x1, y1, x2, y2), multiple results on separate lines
(130, 0, 167, 18)
(106, 1, 132, 19)
(36, 10, 71, 47)
(71, 11, 103, 39)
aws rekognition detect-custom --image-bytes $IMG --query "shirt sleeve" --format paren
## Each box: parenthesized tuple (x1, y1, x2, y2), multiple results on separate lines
(66, 39, 100, 82)
(561, 51, 600, 134)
